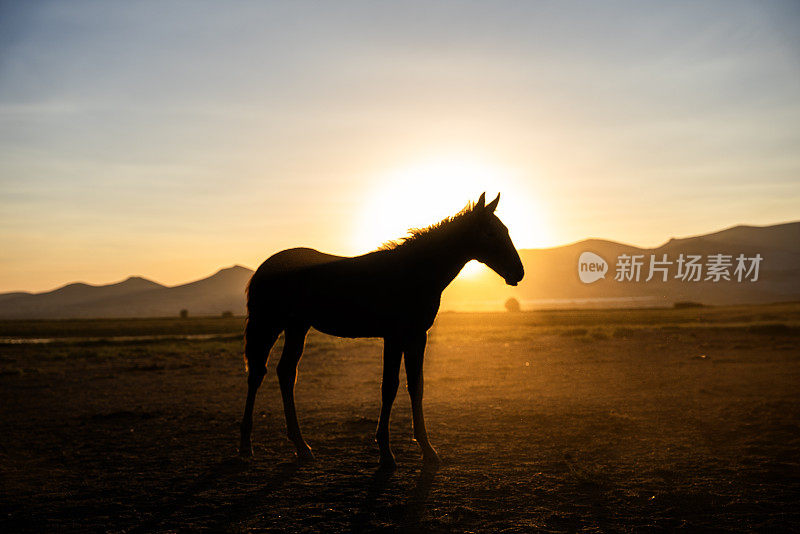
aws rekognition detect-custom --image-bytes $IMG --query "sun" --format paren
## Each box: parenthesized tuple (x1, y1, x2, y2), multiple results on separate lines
(353, 155, 550, 278)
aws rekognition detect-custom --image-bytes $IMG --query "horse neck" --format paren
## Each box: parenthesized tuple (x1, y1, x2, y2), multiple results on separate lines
(397, 234, 472, 293)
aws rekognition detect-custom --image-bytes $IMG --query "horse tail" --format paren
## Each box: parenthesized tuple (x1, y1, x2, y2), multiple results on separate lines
(243, 274, 261, 374)
(243, 315, 260, 373)
(243, 273, 282, 375)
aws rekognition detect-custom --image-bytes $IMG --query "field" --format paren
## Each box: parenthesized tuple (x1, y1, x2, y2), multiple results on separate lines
(1, 303, 800, 532)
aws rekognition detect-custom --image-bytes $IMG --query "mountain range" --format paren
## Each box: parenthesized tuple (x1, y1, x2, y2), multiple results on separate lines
(0, 221, 797, 318)
(445, 220, 799, 310)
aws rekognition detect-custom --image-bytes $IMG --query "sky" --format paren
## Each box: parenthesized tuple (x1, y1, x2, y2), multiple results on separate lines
(1, 1, 799, 292)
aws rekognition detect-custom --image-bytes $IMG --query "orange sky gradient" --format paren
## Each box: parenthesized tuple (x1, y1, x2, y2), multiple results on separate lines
(1, 2, 799, 292)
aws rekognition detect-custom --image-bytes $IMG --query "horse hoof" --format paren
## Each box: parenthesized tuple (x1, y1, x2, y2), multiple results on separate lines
(295, 447, 315, 463)
(378, 456, 397, 472)
(422, 450, 441, 467)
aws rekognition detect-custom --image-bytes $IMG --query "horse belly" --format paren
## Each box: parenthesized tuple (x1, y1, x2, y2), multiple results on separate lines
(306, 290, 440, 339)
(311, 319, 383, 339)
(306, 299, 392, 338)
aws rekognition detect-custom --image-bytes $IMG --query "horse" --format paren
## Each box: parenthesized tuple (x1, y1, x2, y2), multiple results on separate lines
(239, 192, 524, 468)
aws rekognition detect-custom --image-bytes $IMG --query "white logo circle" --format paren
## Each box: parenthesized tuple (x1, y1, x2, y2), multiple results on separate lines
(578, 252, 608, 284)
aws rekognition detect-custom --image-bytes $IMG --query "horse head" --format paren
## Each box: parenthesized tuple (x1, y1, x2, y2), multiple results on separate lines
(468, 192, 525, 286)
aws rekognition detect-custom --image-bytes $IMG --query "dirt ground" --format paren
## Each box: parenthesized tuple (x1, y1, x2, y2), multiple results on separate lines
(1, 305, 799, 532)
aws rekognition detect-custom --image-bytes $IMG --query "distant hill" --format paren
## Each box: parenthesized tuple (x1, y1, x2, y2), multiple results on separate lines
(0, 266, 251, 319)
(443, 221, 800, 310)
(0, 222, 797, 318)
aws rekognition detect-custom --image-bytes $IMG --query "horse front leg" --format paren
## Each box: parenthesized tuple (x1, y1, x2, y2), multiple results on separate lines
(376, 337, 402, 469)
(276, 325, 314, 461)
(404, 331, 441, 466)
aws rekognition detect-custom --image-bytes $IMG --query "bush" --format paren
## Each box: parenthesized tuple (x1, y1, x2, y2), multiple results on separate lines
(591, 329, 609, 340)
(561, 328, 588, 337)
(504, 297, 521, 312)
(674, 301, 705, 309)
(179, 309, 189, 319)
(221, 311, 234, 318)
(613, 327, 637, 338)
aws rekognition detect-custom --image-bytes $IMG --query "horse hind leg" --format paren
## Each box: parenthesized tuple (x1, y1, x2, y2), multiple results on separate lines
(239, 317, 281, 458)
(276, 324, 313, 461)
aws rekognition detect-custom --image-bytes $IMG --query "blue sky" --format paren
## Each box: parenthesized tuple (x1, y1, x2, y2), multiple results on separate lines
(1, 1, 798, 291)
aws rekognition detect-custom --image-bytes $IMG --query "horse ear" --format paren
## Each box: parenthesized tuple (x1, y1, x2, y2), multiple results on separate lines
(475, 192, 486, 210)
(486, 192, 500, 213)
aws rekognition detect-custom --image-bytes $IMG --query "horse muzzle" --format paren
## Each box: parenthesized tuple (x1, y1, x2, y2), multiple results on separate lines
(504, 265, 524, 286)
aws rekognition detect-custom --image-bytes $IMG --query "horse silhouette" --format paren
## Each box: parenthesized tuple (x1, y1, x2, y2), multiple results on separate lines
(240, 193, 524, 468)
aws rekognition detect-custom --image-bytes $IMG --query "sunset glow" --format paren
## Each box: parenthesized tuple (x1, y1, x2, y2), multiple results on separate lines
(353, 156, 551, 255)
(1, 2, 798, 292)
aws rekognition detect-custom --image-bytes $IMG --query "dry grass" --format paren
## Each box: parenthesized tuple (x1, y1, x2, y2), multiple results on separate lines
(1, 303, 799, 532)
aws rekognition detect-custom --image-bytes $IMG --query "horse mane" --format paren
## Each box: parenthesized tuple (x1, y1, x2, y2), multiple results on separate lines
(379, 201, 478, 251)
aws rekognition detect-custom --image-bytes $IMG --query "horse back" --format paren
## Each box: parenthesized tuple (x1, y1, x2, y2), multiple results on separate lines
(247, 248, 338, 301)
(255, 247, 344, 276)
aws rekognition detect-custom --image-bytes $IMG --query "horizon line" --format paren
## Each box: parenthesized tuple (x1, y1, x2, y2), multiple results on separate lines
(3, 218, 797, 296)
